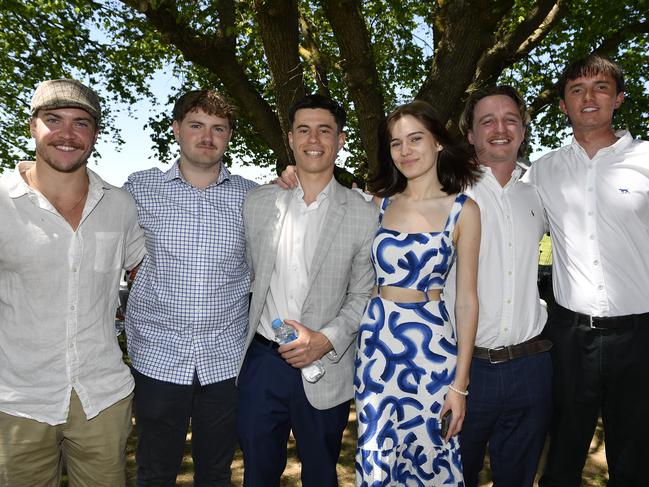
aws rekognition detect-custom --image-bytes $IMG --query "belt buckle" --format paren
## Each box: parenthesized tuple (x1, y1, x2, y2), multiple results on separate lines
(589, 316, 607, 330)
(488, 346, 507, 364)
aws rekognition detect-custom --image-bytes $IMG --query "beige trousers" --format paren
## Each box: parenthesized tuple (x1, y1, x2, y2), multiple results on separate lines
(0, 390, 133, 487)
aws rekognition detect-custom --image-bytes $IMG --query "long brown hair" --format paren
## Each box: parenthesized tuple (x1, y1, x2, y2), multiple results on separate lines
(369, 100, 480, 197)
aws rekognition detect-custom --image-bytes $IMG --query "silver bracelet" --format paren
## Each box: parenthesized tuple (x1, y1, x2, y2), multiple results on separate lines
(449, 384, 469, 396)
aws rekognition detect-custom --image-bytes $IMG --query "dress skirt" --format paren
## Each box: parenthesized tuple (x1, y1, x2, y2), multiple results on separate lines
(354, 295, 464, 486)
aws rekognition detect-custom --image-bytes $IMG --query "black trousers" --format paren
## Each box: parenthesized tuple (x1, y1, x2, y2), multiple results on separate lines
(133, 368, 238, 487)
(540, 304, 649, 487)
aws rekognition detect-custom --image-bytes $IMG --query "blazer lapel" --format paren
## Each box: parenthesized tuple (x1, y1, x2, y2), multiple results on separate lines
(256, 190, 291, 296)
(305, 181, 347, 294)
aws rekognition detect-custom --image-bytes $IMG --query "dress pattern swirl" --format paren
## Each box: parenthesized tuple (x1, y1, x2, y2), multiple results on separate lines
(355, 194, 467, 486)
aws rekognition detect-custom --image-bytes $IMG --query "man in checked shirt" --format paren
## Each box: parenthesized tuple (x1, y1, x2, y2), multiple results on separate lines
(124, 90, 257, 486)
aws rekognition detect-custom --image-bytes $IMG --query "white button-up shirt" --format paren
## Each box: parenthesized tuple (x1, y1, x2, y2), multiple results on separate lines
(525, 131, 649, 316)
(445, 166, 548, 348)
(0, 162, 146, 425)
(258, 178, 333, 339)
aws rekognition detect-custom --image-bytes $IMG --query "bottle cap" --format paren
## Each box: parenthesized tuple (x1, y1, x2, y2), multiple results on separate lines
(271, 319, 283, 329)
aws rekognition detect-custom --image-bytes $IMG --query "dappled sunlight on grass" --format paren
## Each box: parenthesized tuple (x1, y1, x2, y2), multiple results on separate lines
(114, 406, 607, 486)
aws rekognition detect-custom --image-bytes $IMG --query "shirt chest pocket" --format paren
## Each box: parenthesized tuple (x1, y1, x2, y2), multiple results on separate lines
(94, 232, 123, 273)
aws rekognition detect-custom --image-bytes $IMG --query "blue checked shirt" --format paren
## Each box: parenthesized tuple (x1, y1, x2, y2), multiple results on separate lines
(124, 162, 258, 385)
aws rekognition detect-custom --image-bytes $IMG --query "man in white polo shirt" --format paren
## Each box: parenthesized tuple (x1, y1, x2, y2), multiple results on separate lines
(446, 85, 552, 487)
(526, 54, 649, 487)
(0, 79, 145, 486)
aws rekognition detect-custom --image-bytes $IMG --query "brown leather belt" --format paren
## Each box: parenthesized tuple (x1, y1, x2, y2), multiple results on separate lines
(473, 336, 552, 364)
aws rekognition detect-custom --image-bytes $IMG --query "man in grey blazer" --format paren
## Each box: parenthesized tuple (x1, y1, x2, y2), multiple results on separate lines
(237, 94, 377, 487)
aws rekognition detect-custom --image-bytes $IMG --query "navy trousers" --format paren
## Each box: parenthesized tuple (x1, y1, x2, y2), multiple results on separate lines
(460, 351, 552, 487)
(238, 338, 350, 487)
(540, 305, 649, 487)
(133, 369, 238, 487)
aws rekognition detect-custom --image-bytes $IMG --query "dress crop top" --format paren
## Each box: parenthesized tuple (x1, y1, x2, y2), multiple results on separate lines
(371, 193, 468, 292)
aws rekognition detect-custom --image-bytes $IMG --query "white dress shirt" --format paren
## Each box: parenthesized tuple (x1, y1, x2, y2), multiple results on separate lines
(0, 162, 146, 424)
(525, 131, 649, 316)
(258, 177, 333, 339)
(445, 166, 548, 348)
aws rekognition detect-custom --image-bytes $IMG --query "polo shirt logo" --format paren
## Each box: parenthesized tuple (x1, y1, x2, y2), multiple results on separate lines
(618, 188, 630, 194)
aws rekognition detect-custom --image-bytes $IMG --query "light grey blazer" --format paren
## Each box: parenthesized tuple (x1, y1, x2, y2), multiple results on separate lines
(238, 180, 378, 410)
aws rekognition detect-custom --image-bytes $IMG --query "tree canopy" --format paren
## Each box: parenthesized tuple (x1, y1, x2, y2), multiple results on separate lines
(1, 0, 647, 178)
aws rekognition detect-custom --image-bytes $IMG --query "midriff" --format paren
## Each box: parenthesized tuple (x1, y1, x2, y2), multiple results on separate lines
(373, 285, 442, 303)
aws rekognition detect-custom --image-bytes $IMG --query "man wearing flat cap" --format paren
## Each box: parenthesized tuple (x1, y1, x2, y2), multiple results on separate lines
(0, 79, 145, 486)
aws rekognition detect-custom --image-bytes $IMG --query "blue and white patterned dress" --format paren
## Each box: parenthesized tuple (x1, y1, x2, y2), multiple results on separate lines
(354, 193, 467, 486)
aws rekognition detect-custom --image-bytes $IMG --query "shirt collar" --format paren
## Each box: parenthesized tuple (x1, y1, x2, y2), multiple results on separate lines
(479, 164, 522, 188)
(570, 129, 632, 157)
(8, 161, 110, 199)
(293, 175, 335, 207)
(164, 159, 231, 187)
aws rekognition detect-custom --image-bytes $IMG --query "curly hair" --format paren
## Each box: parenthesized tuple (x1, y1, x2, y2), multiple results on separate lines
(172, 90, 236, 128)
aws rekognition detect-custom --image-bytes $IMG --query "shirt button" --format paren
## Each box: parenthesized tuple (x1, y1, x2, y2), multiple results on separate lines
(588, 187, 594, 192)
(507, 299, 511, 304)
(588, 211, 594, 216)
(508, 242, 512, 247)
(70, 305, 75, 310)
(593, 260, 599, 265)
(598, 285, 604, 291)
(589, 235, 595, 240)
(508, 271, 512, 276)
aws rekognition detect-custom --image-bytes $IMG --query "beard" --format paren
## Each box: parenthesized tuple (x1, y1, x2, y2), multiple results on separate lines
(35, 142, 91, 174)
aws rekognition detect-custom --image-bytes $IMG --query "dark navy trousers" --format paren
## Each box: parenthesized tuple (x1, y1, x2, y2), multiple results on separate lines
(460, 351, 552, 487)
(237, 338, 350, 487)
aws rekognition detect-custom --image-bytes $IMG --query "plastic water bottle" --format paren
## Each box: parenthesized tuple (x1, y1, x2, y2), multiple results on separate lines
(271, 319, 326, 383)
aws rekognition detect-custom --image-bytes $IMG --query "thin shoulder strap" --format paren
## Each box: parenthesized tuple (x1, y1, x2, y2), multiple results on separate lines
(378, 197, 390, 224)
(443, 193, 468, 234)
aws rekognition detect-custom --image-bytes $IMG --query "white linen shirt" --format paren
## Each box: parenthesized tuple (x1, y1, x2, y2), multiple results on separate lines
(445, 166, 548, 348)
(258, 178, 333, 340)
(0, 162, 146, 425)
(525, 131, 649, 316)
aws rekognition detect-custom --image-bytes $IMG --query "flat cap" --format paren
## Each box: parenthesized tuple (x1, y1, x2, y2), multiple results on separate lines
(31, 79, 101, 124)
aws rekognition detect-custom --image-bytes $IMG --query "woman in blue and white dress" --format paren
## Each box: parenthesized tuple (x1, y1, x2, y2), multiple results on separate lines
(355, 100, 481, 486)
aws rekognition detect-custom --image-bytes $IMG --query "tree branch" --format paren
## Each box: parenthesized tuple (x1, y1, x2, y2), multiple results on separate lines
(320, 0, 385, 175)
(253, 0, 304, 168)
(299, 11, 332, 97)
(418, 0, 513, 128)
(472, 1, 568, 87)
(119, 0, 290, 169)
(594, 19, 649, 56)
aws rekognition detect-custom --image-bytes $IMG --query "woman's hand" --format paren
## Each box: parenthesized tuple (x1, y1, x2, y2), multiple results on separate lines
(440, 386, 467, 442)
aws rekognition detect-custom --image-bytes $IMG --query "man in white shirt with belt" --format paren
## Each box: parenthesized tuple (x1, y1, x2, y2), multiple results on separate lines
(445, 85, 552, 487)
(526, 54, 649, 487)
(0, 79, 145, 486)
